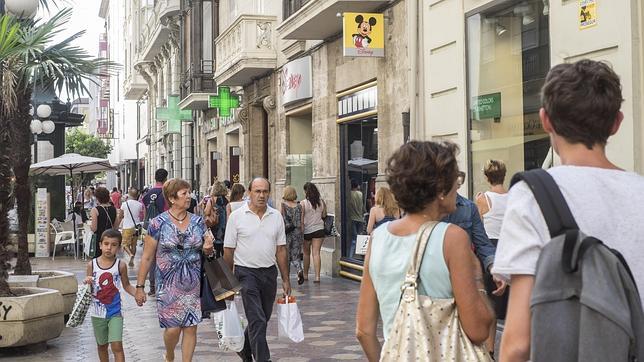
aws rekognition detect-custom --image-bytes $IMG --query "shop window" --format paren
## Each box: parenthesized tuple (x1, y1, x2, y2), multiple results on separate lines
(340, 117, 378, 260)
(286, 114, 313, 200)
(467, 0, 550, 195)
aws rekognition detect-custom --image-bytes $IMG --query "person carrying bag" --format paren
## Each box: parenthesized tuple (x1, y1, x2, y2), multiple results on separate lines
(379, 221, 491, 362)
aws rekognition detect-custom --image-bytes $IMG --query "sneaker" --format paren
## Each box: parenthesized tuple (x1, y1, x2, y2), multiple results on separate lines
(297, 270, 304, 285)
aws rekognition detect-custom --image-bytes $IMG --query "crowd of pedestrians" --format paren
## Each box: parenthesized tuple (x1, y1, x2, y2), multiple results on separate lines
(77, 59, 644, 362)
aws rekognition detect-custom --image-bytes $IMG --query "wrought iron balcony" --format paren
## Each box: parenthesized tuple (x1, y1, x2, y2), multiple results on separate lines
(179, 60, 217, 110)
(278, 0, 389, 41)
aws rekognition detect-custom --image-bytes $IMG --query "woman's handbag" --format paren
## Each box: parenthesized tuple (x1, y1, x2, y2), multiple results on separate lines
(379, 221, 492, 362)
(66, 284, 92, 328)
(88, 234, 97, 258)
(204, 199, 219, 228)
(203, 254, 242, 301)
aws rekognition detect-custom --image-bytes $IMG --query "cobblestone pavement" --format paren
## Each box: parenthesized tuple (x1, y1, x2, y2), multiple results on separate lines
(1, 249, 376, 362)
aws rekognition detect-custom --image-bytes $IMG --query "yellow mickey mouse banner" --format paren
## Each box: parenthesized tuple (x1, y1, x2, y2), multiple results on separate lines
(343, 12, 384, 57)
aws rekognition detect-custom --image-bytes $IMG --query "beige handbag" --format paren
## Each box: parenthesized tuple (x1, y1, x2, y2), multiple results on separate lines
(380, 221, 492, 362)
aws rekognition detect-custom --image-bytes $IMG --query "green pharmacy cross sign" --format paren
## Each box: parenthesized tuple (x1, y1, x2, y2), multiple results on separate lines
(156, 95, 193, 134)
(209, 86, 240, 117)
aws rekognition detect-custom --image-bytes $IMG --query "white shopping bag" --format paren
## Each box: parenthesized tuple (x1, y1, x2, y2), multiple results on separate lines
(355, 235, 370, 255)
(277, 296, 304, 343)
(213, 299, 246, 352)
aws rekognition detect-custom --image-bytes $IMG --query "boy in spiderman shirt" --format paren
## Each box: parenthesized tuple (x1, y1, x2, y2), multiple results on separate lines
(84, 229, 137, 362)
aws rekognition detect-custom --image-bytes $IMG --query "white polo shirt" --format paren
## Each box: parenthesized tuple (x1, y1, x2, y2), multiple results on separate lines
(224, 202, 286, 268)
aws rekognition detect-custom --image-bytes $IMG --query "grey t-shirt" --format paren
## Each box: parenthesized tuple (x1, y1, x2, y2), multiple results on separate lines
(492, 165, 644, 305)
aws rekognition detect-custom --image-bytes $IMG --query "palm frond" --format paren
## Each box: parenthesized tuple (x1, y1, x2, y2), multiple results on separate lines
(0, 15, 23, 61)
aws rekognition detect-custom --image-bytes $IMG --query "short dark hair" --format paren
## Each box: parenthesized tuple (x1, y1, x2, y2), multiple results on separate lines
(541, 60, 623, 149)
(95, 187, 110, 203)
(112, 187, 118, 192)
(386, 141, 459, 214)
(100, 229, 122, 245)
(303, 182, 321, 209)
(155, 168, 169, 183)
(248, 177, 271, 192)
(351, 179, 359, 189)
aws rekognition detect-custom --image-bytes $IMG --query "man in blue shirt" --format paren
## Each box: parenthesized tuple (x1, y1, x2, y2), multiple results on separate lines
(443, 172, 496, 270)
(443, 171, 506, 357)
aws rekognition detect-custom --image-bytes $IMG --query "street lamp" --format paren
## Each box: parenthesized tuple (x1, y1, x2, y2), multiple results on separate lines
(3, 0, 39, 18)
(30, 103, 55, 163)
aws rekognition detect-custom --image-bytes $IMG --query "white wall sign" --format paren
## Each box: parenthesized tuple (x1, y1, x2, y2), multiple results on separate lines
(35, 188, 50, 258)
(281, 56, 312, 105)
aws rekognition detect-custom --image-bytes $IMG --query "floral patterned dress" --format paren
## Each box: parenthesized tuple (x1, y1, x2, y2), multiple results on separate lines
(147, 212, 206, 328)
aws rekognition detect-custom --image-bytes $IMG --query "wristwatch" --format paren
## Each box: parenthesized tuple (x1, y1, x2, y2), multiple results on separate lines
(135, 284, 145, 289)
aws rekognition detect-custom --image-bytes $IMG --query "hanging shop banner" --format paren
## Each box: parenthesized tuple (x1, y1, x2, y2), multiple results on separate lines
(35, 188, 50, 258)
(343, 12, 384, 57)
(579, 0, 597, 30)
(281, 56, 313, 105)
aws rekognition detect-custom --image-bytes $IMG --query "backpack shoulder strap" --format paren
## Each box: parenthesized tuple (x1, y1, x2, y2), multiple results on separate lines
(510, 169, 579, 237)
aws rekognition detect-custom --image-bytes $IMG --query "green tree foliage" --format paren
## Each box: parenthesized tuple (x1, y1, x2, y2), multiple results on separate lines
(65, 128, 112, 158)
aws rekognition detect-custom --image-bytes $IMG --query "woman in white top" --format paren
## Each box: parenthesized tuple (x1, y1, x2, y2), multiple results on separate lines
(226, 183, 246, 218)
(301, 182, 326, 283)
(475, 159, 509, 356)
(356, 141, 493, 360)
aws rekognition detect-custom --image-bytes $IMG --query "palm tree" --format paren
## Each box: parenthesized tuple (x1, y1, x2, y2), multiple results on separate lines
(0, 8, 118, 295)
(0, 14, 26, 297)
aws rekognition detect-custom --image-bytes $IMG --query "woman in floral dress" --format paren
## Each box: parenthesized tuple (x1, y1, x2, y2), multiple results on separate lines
(135, 178, 214, 362)
(281, 186, 305, 285)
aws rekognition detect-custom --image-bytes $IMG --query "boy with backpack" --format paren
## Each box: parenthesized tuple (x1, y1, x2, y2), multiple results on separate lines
(84, 229, 137, 362)
(141, 168, 169, 297)
(492, 60, 644, 361)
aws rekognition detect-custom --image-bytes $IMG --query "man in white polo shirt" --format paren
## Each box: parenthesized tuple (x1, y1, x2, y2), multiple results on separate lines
(224, 177, 291, 362)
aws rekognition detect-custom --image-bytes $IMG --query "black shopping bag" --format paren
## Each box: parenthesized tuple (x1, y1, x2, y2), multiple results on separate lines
(201, 257, 226, 316)
(203, 255, 242, 301)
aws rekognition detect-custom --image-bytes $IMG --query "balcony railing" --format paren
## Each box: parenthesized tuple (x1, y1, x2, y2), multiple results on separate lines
(283, 0, 311, 21)
(137, 0, 180, 61)
(214, 14, 278, 86)
(180, 60, 216, 100)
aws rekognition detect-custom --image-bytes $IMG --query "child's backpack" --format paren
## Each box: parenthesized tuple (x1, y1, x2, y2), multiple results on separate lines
(510, 169, 644, 362)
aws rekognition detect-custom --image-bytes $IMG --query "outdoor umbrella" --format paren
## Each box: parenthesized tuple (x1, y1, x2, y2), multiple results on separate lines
(30, 153, 116, 258)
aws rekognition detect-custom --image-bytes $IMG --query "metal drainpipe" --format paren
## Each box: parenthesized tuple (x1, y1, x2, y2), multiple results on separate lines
(408, 0, 420, 139)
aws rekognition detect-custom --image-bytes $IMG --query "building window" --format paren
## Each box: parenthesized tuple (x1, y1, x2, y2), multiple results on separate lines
(467, 0, 550, 195)
(286, 112, 313, 200)
(283, 0, 310, 20)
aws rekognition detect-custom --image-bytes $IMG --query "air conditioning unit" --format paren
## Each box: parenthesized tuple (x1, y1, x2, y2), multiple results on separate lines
(231, 146, 241, 156)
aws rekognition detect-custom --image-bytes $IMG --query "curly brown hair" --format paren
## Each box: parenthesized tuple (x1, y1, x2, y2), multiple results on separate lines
(541, 59, 623, 149)
(386, 141, 459, 214)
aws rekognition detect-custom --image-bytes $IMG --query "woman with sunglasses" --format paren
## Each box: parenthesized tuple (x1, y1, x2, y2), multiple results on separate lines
(135, 178, 214, 362)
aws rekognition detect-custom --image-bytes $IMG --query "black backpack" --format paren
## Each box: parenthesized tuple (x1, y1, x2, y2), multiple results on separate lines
(511, 169, 644, 362)
(143, 192, 160, 229)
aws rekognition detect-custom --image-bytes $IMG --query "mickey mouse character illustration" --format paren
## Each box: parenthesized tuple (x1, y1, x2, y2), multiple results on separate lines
(352, 15, 377, 48)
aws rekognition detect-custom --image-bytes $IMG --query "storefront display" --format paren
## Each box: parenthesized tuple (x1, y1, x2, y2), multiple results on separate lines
(467, 0, 551, 195)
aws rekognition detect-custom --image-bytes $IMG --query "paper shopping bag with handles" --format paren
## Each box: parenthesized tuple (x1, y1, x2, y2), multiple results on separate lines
(203, 254, 242, 301)
(277, 296, 304, 343)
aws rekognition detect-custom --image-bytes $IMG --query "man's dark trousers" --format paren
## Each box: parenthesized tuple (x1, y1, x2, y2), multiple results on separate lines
(235, 265, 277, 362)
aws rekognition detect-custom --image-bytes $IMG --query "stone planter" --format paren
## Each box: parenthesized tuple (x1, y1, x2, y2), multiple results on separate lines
(0, 287, 64, 348)
(33, 271, 77, 317)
